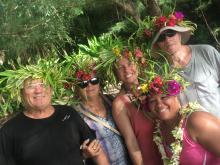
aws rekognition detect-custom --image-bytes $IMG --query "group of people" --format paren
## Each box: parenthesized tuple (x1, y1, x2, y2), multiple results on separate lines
(1, 11, 220, 165)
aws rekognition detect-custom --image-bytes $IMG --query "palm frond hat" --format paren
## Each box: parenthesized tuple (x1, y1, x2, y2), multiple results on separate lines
(0, 58, 64, 116)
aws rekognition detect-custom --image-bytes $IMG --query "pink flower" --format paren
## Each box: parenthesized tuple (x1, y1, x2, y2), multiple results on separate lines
(167, 15, 177, 26)
(167, 19, 176, 26)
(174, 11, 184, 22)
(167, 80, 181, 96)
(134, 48, 143, 58)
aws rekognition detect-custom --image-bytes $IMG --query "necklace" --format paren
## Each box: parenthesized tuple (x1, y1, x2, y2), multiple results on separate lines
(153, 102, 199, 165)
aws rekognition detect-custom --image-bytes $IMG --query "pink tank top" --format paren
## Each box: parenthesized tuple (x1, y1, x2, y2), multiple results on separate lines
(180, 117, 220, 165)
(118, 95, 162, 165)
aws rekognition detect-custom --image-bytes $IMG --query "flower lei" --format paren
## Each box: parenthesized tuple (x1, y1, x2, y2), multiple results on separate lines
(153, 102, 200, 165)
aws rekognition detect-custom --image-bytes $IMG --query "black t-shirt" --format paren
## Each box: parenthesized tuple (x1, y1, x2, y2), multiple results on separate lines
(0, 105, 95, 165)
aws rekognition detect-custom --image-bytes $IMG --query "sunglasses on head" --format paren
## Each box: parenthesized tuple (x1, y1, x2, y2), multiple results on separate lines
(78, 77, 99, 89)
(157, 30, 177, 43)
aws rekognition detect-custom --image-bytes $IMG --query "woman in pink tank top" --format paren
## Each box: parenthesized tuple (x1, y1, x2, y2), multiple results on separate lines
(145, 72, 220, 165)
(111, 55, 162, 165)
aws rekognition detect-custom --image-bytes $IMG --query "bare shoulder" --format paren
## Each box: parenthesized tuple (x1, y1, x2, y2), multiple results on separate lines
(112, 93, 130, 115)
(187, 111, 220, 134)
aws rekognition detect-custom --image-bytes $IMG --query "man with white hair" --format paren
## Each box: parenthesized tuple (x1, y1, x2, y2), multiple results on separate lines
(151, 11, 220, 118)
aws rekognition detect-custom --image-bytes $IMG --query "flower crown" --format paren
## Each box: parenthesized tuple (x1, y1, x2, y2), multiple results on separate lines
(62, 53, 98, 89)
(112, 46, 147, 66)
(139, 68, 189, 96)
(154, 11, 186, 30)
(135, 11, 196, 46)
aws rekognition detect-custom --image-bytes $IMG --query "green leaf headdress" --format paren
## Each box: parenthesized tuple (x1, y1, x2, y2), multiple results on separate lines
(96, 35, 159, 90)
(61, 51, 101, 103)
(63, 52, 98, 83)
(67, 35, 126, 91)
(0, 58, 64, 116)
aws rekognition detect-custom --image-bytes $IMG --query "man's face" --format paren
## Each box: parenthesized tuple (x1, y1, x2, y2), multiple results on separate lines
(156, 30, 181, 54)
(21, 79, 52, 111)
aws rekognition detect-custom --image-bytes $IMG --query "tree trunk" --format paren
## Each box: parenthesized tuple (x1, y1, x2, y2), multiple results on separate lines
(141, 0, 161, 16)
(148, 0, 161, 16)
(113, 0, 141, 23)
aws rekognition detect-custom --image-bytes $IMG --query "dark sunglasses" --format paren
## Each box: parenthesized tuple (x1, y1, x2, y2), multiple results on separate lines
(78, 77, 99, 89)
(157, 30, 177, 43)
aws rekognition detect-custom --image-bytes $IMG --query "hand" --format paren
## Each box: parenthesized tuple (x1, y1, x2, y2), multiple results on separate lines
(81, 139, 101, 158)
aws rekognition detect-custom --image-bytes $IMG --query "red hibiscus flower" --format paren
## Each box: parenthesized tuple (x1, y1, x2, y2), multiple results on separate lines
(82, 73, 92, 81)
(76, 70, 84, 79)
(149, 76, 163, 94)
(155, 16, 167, 29)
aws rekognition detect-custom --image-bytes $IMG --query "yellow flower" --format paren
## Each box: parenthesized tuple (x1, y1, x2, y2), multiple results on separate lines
(140, 83, 149, 93)
(112, 47, 121, 57)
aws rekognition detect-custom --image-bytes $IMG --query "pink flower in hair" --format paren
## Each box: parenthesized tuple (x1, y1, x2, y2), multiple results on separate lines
(167, 80, 181, 96)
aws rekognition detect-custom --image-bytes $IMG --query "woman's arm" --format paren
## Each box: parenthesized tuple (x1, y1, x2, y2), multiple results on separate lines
(81, 139, 110, 165)
(187, 111, 220, 156)
(112, 96, 144, 165)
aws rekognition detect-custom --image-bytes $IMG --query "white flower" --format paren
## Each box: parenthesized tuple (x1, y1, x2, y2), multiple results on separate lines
(153, 104, 195, 165)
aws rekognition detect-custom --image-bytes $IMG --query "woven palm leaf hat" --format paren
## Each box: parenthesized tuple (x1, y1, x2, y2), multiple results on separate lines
(0, 58, 65, 116)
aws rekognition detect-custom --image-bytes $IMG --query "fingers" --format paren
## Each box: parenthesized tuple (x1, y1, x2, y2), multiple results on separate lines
(87, 139, 101, 155)
(80, 139, 90, 150)
(89, 139, 100, 151)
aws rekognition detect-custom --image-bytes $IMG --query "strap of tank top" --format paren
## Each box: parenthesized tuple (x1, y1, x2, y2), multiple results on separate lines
(203, 152, 207, 165)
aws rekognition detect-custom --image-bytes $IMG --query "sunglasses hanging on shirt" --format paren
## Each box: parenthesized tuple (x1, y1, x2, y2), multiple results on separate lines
(78, 77, 99, 89)
(157, 30, 177, 43)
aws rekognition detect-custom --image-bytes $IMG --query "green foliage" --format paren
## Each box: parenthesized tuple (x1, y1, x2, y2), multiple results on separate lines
(0, 57, 67, 117)
(0, 0, 85, 62)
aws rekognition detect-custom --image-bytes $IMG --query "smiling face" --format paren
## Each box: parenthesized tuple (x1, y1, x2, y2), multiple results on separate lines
(115, 57, 139, 86)
(77, 75, 100, 101)
(147, 94, 181, 121)
(156, 30, 182, 55)
(21, 79, 52, 111)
